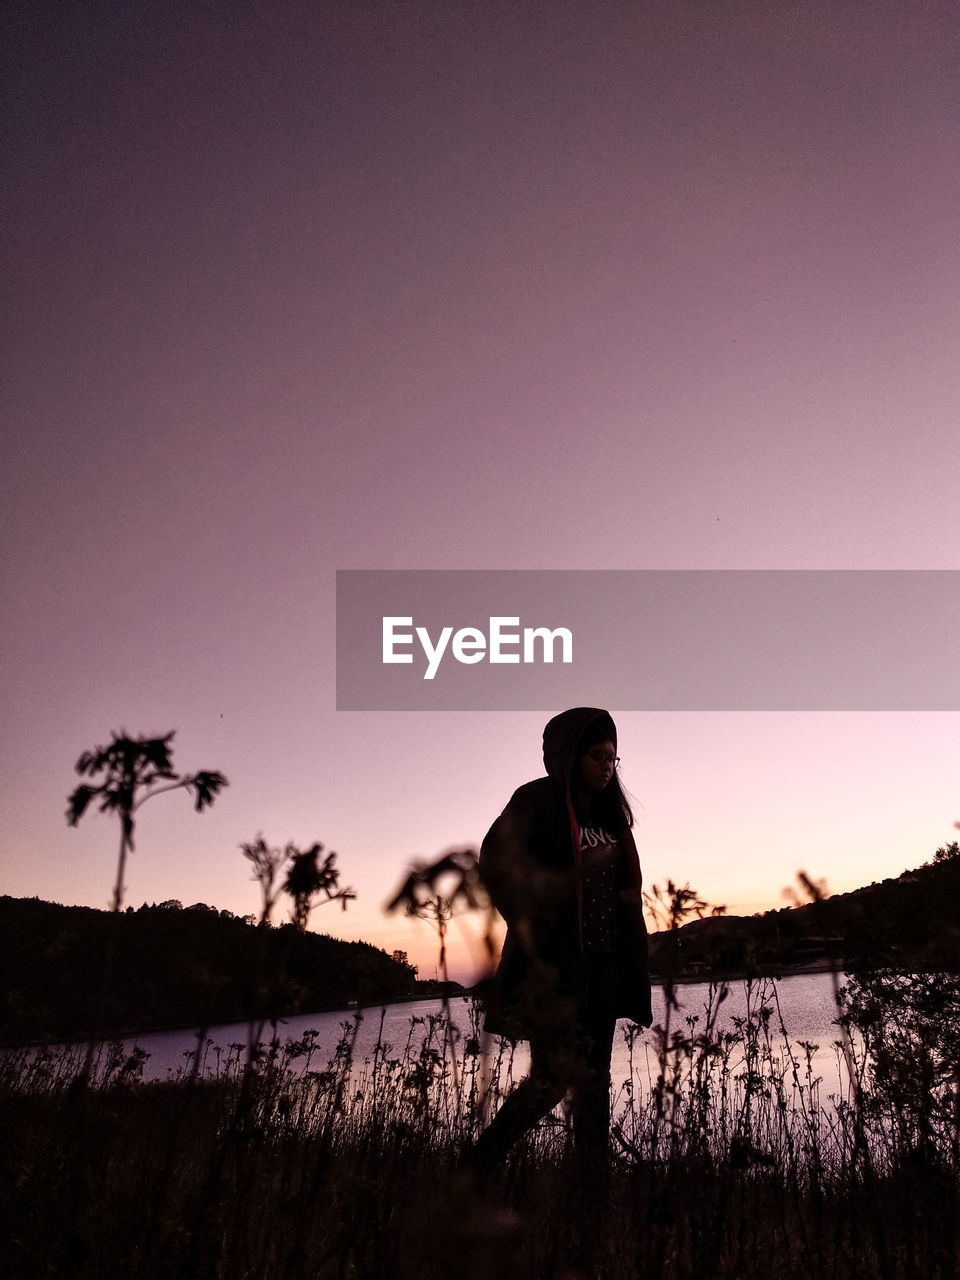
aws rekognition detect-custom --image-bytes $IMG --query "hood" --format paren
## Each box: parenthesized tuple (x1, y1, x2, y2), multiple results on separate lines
(542, 707, 617, 789)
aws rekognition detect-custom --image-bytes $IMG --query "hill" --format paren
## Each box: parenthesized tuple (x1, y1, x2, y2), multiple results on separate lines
(647, 843, 960, 979)
(0, 896, 418, 1045)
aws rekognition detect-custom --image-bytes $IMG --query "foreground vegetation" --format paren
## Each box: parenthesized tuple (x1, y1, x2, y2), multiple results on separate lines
(3, 966, 959, 1280)
(11, 768, 960, 1277)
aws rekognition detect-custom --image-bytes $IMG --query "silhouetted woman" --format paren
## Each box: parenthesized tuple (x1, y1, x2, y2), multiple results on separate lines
(468, 707, 652, 1177)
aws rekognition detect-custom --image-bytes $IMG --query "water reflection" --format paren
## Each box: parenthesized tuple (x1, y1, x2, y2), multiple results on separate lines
(123, 970, 851, 1103)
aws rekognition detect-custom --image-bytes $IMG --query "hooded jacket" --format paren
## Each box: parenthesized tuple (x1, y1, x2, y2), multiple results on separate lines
(479, 708, 652, 1040)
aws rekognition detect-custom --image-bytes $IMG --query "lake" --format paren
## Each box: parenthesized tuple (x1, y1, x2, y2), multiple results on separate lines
(116, 969, 855, 1105)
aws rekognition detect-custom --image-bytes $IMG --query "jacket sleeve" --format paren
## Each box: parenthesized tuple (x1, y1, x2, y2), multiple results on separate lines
(478, 797, 536, 929)
(479, 790, 575, 951)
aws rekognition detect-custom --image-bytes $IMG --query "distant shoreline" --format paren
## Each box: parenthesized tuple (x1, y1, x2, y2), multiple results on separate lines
(5, 962, 849, 1051)
(652, 957, 846, 987)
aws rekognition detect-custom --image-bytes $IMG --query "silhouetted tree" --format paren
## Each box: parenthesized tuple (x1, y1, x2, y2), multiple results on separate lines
(240, 832, 289, 925)
(391, 948, 418, 977)
(66, 731, 228, 912)
(283, 842, 355, 931)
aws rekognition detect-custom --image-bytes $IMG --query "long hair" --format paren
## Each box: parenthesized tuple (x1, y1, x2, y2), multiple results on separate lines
(572, 741, 634, 830)
(589, 770, 634, 831)
(566, 712, 635, 830)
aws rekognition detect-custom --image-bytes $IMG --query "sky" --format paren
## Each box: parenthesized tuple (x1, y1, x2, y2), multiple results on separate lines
(3, 0, 958, 982)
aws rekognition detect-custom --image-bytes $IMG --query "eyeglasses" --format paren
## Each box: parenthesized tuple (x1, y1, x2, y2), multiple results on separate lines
(585, 751, 620, 768)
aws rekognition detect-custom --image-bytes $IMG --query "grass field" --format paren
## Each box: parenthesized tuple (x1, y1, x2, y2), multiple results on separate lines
(3, 968, 959, 1279)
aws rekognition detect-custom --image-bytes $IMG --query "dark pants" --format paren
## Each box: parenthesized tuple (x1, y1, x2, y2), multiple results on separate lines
(468, 953, 618, 1178)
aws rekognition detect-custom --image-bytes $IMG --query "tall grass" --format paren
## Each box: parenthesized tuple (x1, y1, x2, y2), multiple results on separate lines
(3, 970, 959, 1280)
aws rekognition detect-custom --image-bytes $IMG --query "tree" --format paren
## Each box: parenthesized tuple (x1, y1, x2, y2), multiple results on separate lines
(66, 730, 228, 912)
(240, 832, 289, 925)
(283, 842, 355, 931)
(391, 949, 418, 977)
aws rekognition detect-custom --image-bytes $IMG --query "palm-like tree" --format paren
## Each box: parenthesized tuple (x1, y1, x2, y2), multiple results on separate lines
(66, 730, 228, 912)
(283, 842, 355, 930)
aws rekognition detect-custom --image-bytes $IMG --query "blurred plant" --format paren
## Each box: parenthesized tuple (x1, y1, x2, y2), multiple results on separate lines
(644, 879, 726, 1010)
(639, 880, 726, 1154)
(241, 834, 355, 928)
(782, 869, 830, 908)
(283, 842, 355, 930)
(385, 851, 493, 1129)
(385, 848, 487, 984)
(644, 879, 723, 931)
(240, 833, 288, 925)
(66, 730, 228, 912)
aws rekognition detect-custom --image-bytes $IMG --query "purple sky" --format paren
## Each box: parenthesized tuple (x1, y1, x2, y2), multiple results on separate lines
(3, 1, 958, 980)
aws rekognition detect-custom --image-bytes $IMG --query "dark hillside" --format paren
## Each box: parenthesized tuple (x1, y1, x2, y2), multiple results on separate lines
(0, 896, 417, 1045)
(648, 844, 960, 978)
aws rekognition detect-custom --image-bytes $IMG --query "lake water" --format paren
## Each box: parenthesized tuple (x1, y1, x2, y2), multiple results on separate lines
(117, 969, 854, 1104)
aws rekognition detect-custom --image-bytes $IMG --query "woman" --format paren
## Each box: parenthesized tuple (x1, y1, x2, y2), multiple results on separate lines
(469, 707, 652, 1176)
